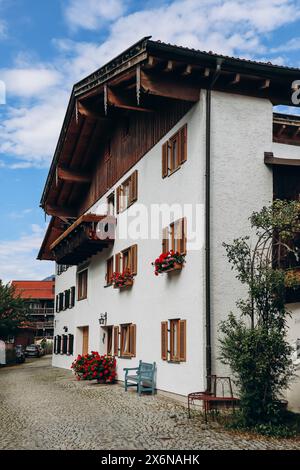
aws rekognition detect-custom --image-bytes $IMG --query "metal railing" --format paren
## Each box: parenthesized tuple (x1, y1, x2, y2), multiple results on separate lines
(28, 308, 54, 315)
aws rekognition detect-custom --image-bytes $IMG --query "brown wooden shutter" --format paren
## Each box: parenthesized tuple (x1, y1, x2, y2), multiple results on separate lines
(113, 326, 119, 356)
(179, 320, 186, 362)
(54, 336, 57, 354)
(162, 142, 169, 178)
(130, 244, 138, 275)
(161, 321, 168, 361)
(115, 253, 121, 273)
(162, 227, 169, 254)
(177, 218, 187, 255)
(116, 186, 121, 214)
(179, 124, 187, 164)
(130, 170, 138, 204)
(129, 324, 136, 357)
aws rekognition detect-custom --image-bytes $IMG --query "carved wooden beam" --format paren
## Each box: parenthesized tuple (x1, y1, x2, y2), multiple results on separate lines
(229, 73, 240, 85)
(164, 60, 173, 73)
(104, 83, 153, 114)
(182, 65, 193, 76)
(260, 79, 271, 90)
(45, 204, 77, 219)
(293, 127, 300, 138)
(277, 124, 286, 137)
(56, 167, 92, 184)
(140, 70, 200, 102)
(77, 101, 106, 120)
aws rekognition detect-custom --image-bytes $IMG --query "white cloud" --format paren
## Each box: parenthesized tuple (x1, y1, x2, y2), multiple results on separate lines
(1, 0, 300, 169)
(0, 224, 54, 282)
(0, 68, 62, 98)
(0, 91, 67, 166)
(8, 208, 33, 219)
(64, 0, 125, 30)
(271, 37, 300, 53)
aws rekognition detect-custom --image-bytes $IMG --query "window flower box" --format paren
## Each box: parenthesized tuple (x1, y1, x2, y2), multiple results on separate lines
(112, 269, 134, 289)
(152, 250, 186, 276)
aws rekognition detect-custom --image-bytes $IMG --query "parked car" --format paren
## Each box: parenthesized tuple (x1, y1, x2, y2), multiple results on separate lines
(25, 344, 42, 358)
(15, 345, 26, 364)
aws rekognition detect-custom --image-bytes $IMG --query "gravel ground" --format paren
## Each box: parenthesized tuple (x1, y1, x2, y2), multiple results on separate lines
(0, 356, 300, 450)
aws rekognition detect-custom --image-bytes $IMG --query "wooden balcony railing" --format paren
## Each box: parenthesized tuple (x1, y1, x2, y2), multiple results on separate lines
(50, 214, 115, 265)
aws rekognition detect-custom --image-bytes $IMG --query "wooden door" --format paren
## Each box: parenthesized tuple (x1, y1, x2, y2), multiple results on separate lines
(82, 327, 89, 356)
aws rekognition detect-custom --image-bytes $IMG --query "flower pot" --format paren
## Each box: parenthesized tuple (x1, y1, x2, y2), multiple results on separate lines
(164, 262, 183, 273)
(119, 279, 134, 289)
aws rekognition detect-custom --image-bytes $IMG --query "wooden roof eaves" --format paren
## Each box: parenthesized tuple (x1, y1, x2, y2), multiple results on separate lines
(264, 152, 300, 167)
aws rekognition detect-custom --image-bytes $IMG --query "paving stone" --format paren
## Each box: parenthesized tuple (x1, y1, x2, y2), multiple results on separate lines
(0, 356, 299, 450)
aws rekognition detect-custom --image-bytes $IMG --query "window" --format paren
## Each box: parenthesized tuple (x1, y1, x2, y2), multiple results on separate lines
(55, 295, 59, 313)
(162, 218, 187, 255)
(162, 124, 187, 178)
(68, 334, 74, 355)
(56, 264, 70, 276)
(58, 293, 64, 312)
(106, 256, 114, 286)
(64, 290, 70, 310)
(107, 192, 115, 216)
(70, 287, 76, 308)
(161, 319, 186, 362)
(121, 324, 136, 357)
(62, 335, 68, 354)
(107, 326, 113, 355)
(116, 170, 138, 213)
(78, 269, 88, 300)
(57, 335, 61, 354)
(113, 324, 136, 358)
(115, 245, 138, 275)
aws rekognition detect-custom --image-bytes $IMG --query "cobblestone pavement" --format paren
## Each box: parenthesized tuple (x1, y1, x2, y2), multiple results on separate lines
(0, 356, 300, 450)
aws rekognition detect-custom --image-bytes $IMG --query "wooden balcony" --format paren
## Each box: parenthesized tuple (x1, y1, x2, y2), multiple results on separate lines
(49, 214, 115, 265)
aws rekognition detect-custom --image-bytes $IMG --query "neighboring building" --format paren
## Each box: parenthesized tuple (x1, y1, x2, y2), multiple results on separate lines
(38, 38, 300, 407)
(12, 279, 55, 346)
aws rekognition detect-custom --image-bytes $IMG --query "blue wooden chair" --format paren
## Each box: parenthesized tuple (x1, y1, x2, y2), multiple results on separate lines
(123, 361, 156, 395)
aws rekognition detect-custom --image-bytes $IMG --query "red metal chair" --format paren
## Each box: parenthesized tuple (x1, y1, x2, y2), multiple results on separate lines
(188, 375, 239, 422)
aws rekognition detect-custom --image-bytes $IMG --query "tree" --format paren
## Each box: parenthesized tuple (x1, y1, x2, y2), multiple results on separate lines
(0, 280, 27, 340)
(219, 200, 300, 427)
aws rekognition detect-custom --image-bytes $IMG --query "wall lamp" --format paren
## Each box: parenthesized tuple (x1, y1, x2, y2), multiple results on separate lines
(98, 313, 107, 326)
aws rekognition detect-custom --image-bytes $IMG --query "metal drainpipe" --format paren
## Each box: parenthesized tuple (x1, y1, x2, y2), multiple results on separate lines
(205, 62, 222, 391)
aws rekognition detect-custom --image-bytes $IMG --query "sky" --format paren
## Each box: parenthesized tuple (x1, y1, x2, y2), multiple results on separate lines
(0, 0, 300, 282)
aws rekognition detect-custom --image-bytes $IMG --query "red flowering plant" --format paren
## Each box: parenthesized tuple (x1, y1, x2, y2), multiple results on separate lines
(112, 268, 134, 288)
(71, 351, 117, 383)
(152, 250, 186, 276)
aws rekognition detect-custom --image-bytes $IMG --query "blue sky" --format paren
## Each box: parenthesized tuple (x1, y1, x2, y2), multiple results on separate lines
(0, 0, 300, 282)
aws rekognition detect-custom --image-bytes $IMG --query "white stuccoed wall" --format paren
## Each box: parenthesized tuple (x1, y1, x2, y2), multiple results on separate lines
(209, 91, 274, 377)
(52, 90, 300, 405)
(53, 98, 208, 396)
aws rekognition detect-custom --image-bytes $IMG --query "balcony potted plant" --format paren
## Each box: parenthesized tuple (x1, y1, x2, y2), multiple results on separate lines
(285, 267, 300, 287)
(152, 250, 186, 275)
(112, 268, 134, 289)
(71, 352, 117, 384)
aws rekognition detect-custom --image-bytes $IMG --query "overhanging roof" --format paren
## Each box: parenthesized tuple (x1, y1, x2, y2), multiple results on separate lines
(40, 37, 300, 215)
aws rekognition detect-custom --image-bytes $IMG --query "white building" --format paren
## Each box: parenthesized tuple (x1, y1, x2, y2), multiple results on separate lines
(38, 38, 300, 407)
